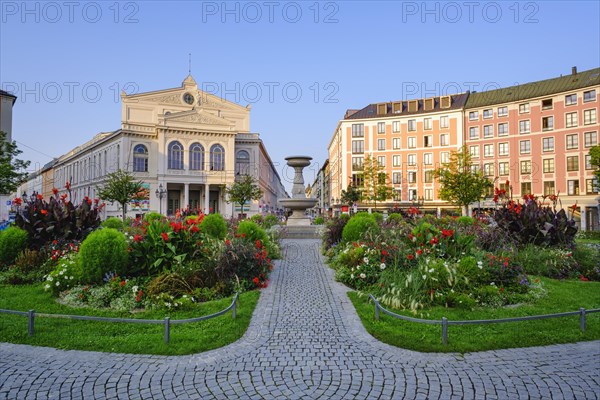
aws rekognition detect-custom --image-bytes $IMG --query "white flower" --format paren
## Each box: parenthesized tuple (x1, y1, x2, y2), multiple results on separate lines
(59, 270, 64, 275)
(182, 295, 187, 298)
(380, 263, 386, 270)
(47, 276, 53, 282)
(129, 236, 134, 240)
(165, 302, 171, 308)
(360, 273, 366, 279)
(69, 276, 73, 280)
(351, 274, 355, 279)
(477, 261, 483, 269)
(422, 275, 427, 280)
(428, 268, 434, 273)
(356, 265, 360, 270)
(363, 257, 369, 264)
(490, 282, 496, 286)
(55, 282, 60, 286)
(132, 285, 139, 293)
(44, 284, 50, 290)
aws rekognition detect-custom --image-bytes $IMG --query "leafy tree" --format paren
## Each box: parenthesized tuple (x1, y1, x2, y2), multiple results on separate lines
(361, 155, 392, 211)
(590, 145, 600, 185)
(433, 145, 492, 216)
(0, 131, 30, 194)
(225, 174, 263, 218)
(340, 184, 361, 208)
(96, 169, 148, 221)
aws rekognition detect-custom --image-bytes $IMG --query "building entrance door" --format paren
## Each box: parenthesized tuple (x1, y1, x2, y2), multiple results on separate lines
(209, 190, 219, 214)
(167, 190, 180, 215)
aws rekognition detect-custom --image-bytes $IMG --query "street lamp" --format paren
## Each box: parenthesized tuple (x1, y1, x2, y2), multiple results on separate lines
(155, 184, 166, 215)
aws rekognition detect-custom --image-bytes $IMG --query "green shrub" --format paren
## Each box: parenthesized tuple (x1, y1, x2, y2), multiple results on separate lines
(250, 214, 264, 225)
(371, 212, 383, 224)
(101, 217, 124, 230)
(513, 244, 577, 278)
(144, 212, 164, 223)
(263, 214, 279, 229)
(44, 253, 83, 296)
(386, 213, 404, 224)
(201, 214, 228, 239)
(342, 216, 379, 243)
(313, 216, 325, 225)
(322, 216, 349, 249)
(573, 244, 600, 280)
(0, 226, 28, 268)
(146, 272, 193, 298)
(237, 220, 268, 244)
(79, 228, 129, 283)
(14, 249, 47, 274)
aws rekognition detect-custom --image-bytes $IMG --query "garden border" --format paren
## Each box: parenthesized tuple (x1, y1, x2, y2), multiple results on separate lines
(0, 292, 239, 344)
(368, 294, 600, 345)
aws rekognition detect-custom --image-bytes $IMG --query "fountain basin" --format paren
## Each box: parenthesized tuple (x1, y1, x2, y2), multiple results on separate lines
(279, 198, 318, 226)
(284, 156, 312, 168)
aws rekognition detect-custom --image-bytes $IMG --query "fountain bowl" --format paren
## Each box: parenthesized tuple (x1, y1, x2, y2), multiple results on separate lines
(285, 156, 312, 168)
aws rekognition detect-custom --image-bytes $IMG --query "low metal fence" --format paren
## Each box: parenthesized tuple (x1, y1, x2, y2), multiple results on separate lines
(0, 293, 239, 344)
(369, 294, 600, 345)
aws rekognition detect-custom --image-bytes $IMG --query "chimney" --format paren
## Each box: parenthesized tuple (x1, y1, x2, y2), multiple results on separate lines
(572, 66, 577, 75)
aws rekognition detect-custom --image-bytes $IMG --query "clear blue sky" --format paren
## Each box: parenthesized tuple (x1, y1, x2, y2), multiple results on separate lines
(1, 0, 599, 187)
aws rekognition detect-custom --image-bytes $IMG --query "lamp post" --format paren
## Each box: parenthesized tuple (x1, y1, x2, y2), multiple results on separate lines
(155, 184, 166, 215)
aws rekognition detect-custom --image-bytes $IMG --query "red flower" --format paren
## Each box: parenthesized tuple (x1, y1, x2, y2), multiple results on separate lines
(12, 198, 22, 206)
(37, 194, 43, 200)
(65, 182, 71, 190)
(133, 234, 143, 242)
(416, 249, 423, 256)
(580, 275, 589, 282)
(407, 254, 414, 260)
(429, 237, 439, 245)
(161, 232, 169, 242)
(60, 193, 68, 201)
(570, 203, 578, 210)
(255, 240, 262, 249)
(52, 187, 59, 195)
(120, 280, 126, 287)
(40, 209, 48, 216)
(241, 233, 246, 238)
(441, 229, 454, 238)
(225, 239, 231, 246)
(253, 277, 260, 286)
(190, 225, 199, 234)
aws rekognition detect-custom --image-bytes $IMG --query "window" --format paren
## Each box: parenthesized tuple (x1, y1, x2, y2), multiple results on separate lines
(408, 172, 417, 184)
(191, 143, 206, 171)
(440, 133, 449, 146)
(585, 154, 592, 170)
(424, 170, 434, 183)
(483, 109, 493, 119)
(352, 124, 364, 137)
(567, 156, 579, 172)
(408, 119, 416, 131)
(542, 116, 554, 130)
(483, 125, 494, 138)
(392, 155, 401, 167)
(377, 156, 386, 167)
(498, 142, 509, 156)
(521, 182, 532, 195)
(544, 181, 555, 196)
(568, 180, 580, 195)
(424, 189, 433, 201)
(424, 135, 433, 147)
(499, 162, 509, 176)
(440, 116, 449, 128)
(585, 131, 598, 147)
(584, 89, 596, 102)
(378, 122, 386, 134)
(133, 144, 148, 172)
(543, 137, 555, 152)
(392, 121, 401, 132)
(484, 144, 494, 157)
(378, 139, 386, 150)
(498, 106, 508, 117)
(392, 172, 402, 184)
(520, 160, 532, 174)
(483, 163, 494, 176)
(352, 140, 364, 154)
(408, 189, 418, 201)
(543, 158, 555, 173)
(168, 141, 184, 170)
(519, 103, 529, 113)
(566, 134, 578, 149)
(352, 157, 363, 170)
(519, 120, 530, 134)
(392, 138, 401, 149)
(520, 140, 530, 154)
(424, 118, 432, 130)
(352, 174, 364, 187)
(587, 178, 599, 194)
(423, 153, 432, 165)
(393, 189, 402, 201)
(542, 98, 553, 110)
(469, 111, 479, 120)
(469, 126, 479, 140)
(584, 109, 597, 125)
(472, 164, 481, 174)
(440, 152, 450, 164)
(565, 94, 577, 106)
(408, 137, 416, 148)
(210, 144, 225, 171)
(470, 145, 479, 158)
(566, 112, 578, 127)
(498, 123, 508, 136)
(408, 154, 416, 166)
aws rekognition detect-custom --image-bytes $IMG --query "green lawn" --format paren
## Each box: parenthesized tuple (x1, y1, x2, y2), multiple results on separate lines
(0, 284, 260, 355)
(350, 277, 600, 353)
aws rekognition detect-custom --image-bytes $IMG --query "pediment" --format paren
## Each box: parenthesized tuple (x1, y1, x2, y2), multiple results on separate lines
(164, 110, 234, 127)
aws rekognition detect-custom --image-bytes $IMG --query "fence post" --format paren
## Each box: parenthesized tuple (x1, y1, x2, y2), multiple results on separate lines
(164, 317, 170, 344)
(442, 317, 448, 345)
(579, 308, 587, 332)
(232, 299, 237, 319)
(28, 310, 35, 337)
(374, 301, 380, 321)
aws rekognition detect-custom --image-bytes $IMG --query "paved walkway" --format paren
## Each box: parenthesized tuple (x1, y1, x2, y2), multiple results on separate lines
(1, 239, 599, 399)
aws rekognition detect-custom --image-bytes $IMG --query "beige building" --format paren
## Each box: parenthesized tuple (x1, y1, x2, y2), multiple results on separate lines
(1, 89, 18, 222)
(45, 75, 285, 219)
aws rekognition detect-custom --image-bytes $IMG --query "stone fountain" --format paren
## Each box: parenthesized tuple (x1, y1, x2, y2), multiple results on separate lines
(279, 156, 318, 226)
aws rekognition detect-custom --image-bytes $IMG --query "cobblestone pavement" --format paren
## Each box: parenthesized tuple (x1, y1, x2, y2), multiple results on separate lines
(1, 239, 599, 399)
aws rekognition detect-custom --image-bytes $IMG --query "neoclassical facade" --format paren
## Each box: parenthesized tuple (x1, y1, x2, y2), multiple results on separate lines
(46, 75, 286, 219)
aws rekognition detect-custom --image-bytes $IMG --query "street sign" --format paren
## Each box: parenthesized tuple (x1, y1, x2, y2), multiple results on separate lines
(6, 201, 11, 206)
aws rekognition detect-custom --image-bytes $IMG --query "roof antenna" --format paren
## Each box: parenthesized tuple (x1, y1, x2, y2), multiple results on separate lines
(188, 53, 192, 75)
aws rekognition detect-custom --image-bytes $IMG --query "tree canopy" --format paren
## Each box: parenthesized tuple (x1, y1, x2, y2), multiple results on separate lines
(361, 154, 392, 210)
(225, 174, 263, 218)
(0, 131, 30, 194)
(96, 169, 148, 221)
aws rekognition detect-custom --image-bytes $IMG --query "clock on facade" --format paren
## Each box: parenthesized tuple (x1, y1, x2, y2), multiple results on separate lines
(183, 93, 195, 105)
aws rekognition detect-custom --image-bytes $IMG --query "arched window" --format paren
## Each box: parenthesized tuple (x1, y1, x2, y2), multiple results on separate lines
(189, 143, 205, 170)
(168, 141, 184, 170)
(210, 144, 225, 171)
(236, 150, 250, 175)
(133, 144, 148, 172)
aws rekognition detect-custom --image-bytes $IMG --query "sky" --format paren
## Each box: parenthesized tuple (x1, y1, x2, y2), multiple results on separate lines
(1, 0, 599, 189)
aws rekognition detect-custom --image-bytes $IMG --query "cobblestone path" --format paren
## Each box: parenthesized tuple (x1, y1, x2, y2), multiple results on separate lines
(1, 239, 599, 399)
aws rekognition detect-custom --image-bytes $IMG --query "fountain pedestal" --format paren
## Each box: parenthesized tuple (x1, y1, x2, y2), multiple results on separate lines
(278, 156, 318, 228)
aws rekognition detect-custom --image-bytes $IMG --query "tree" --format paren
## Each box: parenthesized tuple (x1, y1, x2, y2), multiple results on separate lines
(340, 184, 361, 208)
(225, 174, 263, 218)
(96, 169, 148, 221)
(0, 131, 30, 194)
(361, 154, 392, 211)
(590, 145, 600, 185)
(433, 145, 492, 216)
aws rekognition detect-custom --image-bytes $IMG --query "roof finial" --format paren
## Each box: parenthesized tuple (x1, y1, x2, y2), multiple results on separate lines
(188, 53, 192, 75)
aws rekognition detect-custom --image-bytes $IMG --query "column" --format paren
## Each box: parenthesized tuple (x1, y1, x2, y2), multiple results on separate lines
(581, 207, 587, 231)
(204, 184, 210, 214)
(184, 183, 189, 211)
